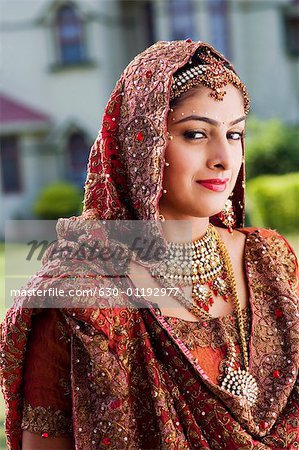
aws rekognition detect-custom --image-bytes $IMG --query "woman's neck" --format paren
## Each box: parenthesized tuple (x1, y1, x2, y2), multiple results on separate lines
(159, 213, 210, 243)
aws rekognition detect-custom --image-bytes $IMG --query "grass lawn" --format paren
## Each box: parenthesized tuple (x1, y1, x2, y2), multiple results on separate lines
(0, 234, 298, 448)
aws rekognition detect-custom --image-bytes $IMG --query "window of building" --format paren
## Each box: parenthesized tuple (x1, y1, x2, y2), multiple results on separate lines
(0, 136, 22, 193)
(283, 1, 299, 57)
(144, 1, 156, 46)
(67, 131, 89, 187)
(55, 4, 86, 65)
(168, 0, 195, 40)
(285, 16, 299, 55)
(208, 0, 231, 58)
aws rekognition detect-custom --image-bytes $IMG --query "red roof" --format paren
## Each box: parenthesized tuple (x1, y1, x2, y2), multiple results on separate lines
(0, 93, 51, 124)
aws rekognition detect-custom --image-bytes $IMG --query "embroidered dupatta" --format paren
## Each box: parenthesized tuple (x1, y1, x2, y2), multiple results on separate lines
(1, 41, 299, 449)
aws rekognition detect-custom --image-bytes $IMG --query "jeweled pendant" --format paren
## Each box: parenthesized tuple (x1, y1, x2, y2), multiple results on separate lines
(192, 283, 210, 301)
(221, 368, 259, 406)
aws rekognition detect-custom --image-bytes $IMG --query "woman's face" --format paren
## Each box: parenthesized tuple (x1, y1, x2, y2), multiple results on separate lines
(159, 84, 245, 219)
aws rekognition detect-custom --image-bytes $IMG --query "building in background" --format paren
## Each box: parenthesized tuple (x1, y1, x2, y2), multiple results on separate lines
(0, 0, 298, 237)
(155, 0, 299, 122)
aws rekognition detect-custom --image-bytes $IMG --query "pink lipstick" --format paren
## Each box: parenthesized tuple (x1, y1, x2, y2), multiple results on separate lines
(196, 178, 229, 192)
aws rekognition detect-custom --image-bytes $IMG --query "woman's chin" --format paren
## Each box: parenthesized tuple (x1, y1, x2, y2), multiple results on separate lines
(184, 202, 226, 219)
(165, 208, 224, 220)
(159, 197, 227, 219)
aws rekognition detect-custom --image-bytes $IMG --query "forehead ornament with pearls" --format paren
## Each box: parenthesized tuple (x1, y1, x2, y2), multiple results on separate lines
(170, 49, 250, 114)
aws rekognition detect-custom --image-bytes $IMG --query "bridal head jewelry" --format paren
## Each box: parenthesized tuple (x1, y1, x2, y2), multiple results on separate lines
(170, 47, 250, 114)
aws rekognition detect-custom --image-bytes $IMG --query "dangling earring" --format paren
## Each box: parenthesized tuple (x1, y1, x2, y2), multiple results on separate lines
(159, 214, 165, 222)
(218, 194, 236, 234)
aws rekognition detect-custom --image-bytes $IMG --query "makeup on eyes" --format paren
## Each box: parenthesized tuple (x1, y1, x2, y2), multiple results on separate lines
(183, 130, 206, 140)
(182, 129, 244, 140)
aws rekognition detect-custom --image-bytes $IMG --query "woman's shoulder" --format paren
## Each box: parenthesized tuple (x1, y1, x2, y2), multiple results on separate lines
(239, 227, 297, 255)
(240, 227, 298, 292)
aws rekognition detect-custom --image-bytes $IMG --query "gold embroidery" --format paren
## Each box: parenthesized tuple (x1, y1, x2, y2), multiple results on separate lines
(2, 228, 298, 449)
(21, 401, 73, 436)
(265, 233, 298, 293)
(164, 307, 251, 351)
(243, 230, 299, 437)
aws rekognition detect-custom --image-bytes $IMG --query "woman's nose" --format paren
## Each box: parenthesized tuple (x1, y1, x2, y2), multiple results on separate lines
(206, 135, 234, 170)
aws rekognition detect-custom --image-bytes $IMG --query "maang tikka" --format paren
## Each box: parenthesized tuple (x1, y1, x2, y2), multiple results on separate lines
(218, 194, 236, 233)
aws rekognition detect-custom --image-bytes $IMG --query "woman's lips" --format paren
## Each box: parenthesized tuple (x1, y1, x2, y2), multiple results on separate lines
(196, 178, 229, 192)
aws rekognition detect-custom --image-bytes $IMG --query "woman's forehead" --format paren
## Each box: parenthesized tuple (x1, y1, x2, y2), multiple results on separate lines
(168, 85, 245, 124)
(172, 85, 244, 108)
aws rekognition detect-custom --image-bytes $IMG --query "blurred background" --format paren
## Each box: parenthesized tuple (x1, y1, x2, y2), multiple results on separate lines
(0, 0, 298, 447)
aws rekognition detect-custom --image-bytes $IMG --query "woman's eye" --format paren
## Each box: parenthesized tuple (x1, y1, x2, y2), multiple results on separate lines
(228, 132, 243, 140)
(183, 131, 206, 140)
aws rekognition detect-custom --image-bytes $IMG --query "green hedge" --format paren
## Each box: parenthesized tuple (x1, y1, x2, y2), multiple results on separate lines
(33, 182, 83, 220)
(247, 172, 299, 234)
(245, 117, 299, 179)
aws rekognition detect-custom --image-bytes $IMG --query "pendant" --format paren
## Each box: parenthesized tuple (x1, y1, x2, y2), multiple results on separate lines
(221, 368, 259, 406)
(192, 284, 211, 302)
(192, 277, 231, 313)
(221, 339, 258, 406)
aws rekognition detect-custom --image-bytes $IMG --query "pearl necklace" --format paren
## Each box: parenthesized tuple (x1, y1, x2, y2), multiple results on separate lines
(150, 224, 259, 406)
(150, 224, 233, 312)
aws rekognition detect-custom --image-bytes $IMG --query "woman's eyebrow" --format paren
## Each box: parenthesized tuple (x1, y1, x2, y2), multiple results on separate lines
(175, 115, 246, 126)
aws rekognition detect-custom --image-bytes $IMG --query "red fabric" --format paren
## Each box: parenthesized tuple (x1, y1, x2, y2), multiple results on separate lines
(23, 309, 71, 412)
(189, 344, 242, 385)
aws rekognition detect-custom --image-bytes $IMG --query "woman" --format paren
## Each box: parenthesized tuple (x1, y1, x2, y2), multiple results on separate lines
(1, 40, 298, 450)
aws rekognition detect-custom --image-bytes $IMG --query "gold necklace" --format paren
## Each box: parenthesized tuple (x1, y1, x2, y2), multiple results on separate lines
(151, 225, 259, 406)
(192, 225, 232, 311)
(215, 231, 258, 405)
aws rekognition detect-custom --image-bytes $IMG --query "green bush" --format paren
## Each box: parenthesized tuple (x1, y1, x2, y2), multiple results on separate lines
(33, 182, 83, 219)
(245, 117, 299, 179)
(247, 172, 299, 234)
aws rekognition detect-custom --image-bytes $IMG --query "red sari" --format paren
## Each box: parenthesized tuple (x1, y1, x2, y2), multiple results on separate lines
(1, 223, 298, 449)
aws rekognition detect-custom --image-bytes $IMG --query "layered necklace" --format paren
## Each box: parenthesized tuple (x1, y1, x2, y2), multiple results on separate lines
(149, 224, 258, 406)
(150, 224, 232, 312)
